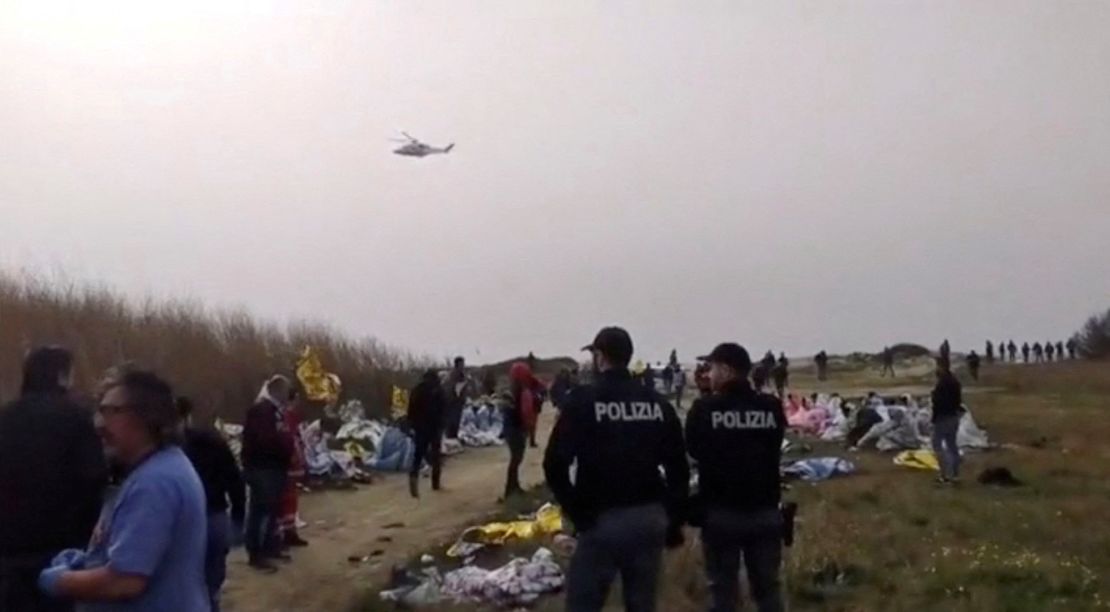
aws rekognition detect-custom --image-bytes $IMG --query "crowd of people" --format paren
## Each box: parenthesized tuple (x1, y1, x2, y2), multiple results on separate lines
(0, 348, 314, 612)
(0, 329, 1080, 612)
(983, 339, 1078, 364)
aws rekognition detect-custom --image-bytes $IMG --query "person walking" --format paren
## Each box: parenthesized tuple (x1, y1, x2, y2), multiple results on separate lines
(38, 370, 208, 611)
(444, 357, 469, 440)
(643, 363, 656, 392)
(1008, 340, 1017, 362)
(985, 341, 994, 363)
(1021, 343, 1031, 363)
(771, 357, 788, 398)
(967, 351, 981, 381)
(1, 347, 107, 612)
(1066, 339, 1078, 360)
(673, 366, 687, 410)
(661, 365, 674, 395)
(241, 375, 293, 572)
(407, 369, 446, 498)
(814, 350, 829, 382)
(931, 359, 963, 485)
(179, 397, 246, 612)
(1033, 342, 1044, 363)
(1045, 342, 1056, 362)
(940, 339, 951, 363)
(503, 362, 539, 500)
(1056, 341, 1065, 361)
(880, 347, 896, 378)
(686, 343, 786, 612)
(544, 327, 689, 612)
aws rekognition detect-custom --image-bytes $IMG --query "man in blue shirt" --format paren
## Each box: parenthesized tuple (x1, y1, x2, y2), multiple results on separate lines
(38, 370, 210, 612)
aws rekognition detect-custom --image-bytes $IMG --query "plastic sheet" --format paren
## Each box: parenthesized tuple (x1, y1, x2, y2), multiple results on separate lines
(893, 449, 940, 471)
(446, 504, 564, 557)
(295, 346, 341, 403)
(781, 457, 856, 481)
(442, 548, 564, 607)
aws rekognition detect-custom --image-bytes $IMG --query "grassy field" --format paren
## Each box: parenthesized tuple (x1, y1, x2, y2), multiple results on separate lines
(364, 358, 1110, 611)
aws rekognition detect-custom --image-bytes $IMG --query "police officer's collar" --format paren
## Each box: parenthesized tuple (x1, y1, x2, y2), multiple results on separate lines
(721, 378, 756, 396)
(598, 367, 632, 380)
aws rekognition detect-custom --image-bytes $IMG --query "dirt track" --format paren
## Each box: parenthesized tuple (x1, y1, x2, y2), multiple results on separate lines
(222, 411, 554, 612)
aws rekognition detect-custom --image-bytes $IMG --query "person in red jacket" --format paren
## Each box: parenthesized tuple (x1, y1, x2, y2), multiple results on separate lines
(277, 389, 308, 548)
(241, 375, 294, 572)
(503, 362, 539, 500)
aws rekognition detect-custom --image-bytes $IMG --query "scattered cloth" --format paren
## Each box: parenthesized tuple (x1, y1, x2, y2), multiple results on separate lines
(446, 504, 564, 557)
(893, 449, 940, 471)
(442, 548, 564, 607)
(781, 457, 856, 482)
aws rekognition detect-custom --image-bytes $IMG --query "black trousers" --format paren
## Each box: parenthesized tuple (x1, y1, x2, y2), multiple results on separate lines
(411, 429, 442, 486)
(701, 507, 784, 612)
(244, 468, 286, 560)
(504, 425, 526, 497)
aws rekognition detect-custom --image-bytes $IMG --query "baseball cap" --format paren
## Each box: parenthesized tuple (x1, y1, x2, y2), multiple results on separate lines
(581, 326, 634, 366)
(698, 343, 752, 373)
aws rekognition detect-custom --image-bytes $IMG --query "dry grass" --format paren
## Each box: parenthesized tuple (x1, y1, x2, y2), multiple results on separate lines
(360, 359, 1110, 611)
(0, 271, 428, 422)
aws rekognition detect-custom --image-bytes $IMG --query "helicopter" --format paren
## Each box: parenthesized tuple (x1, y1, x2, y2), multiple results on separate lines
(391, 132, 455, 158)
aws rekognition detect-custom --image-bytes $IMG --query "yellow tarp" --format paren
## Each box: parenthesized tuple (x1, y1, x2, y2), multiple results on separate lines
(296, 346, 342, 403)
(446, 503, 564, 557)
(893, 449, 940, 471)
(391, 386, 409, 420)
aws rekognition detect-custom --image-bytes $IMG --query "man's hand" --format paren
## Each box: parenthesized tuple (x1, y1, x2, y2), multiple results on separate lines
(38, 564, 69, 598)
(51, 549, 88, 570)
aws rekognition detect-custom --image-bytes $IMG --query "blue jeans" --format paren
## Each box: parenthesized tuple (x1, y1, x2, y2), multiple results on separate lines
(932, 415, 961, 479)
(244, 468, 286, 559)
(205, 512, 230, 612)
(566, 503, 668, 612)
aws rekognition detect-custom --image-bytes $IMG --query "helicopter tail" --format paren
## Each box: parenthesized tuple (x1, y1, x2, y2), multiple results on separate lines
(444, 143, 455, 154)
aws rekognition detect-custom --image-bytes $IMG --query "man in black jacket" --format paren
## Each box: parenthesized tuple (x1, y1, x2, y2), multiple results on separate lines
(931, 359, 963, 484)
(179, 397, 247, 609)
(0, 347, 107, 612)
(407, 370, 446, 498)
(685, 343, 785, 612)
(544, 326, 689, 612)
(241, 375, 293, 571)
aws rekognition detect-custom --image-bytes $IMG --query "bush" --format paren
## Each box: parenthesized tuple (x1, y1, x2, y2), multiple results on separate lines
(0, 271, 429, 422)
(1074, 308, 1110, 359)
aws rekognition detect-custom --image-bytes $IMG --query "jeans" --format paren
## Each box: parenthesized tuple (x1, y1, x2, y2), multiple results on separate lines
(701, 507, 784, 612)
(205, 511, 231, 612)
(504, 426, 526, 497)
(566, 503, 668, 612)
(244, 468, 286, 560)
(932, 415, 962, 479)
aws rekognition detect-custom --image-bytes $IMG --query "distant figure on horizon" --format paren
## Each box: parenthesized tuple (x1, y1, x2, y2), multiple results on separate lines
(751, 364, 768, 392)
(940, 339, 951, 363)
(1022, 342, 1031, 363)
(880, 347, 896, 378)
(1008, 340, 1017, 362)
(1056, 341, 1065, 361)
(643, 362, 656, 391)
(1045, 342, 1056, 362)
(673, 365, 687, 410)
(772, 357, 789, 397)
(669, 349, 679, 369)
(444, 357, 469, 440)
(985, 341, 994, 363)
(1066, 340, 1077, 360)
(814, 350, 829, 381)
(526, 352, 537, 372)
(1033, 342, 1044, 363)
(761, 351, 776, 373)
(662, 363, 675, 394)
(967, 351, 981, 381)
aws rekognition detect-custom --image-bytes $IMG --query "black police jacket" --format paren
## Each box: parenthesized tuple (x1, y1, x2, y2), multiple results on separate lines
(685, 380, 784, 513)
(543, 368, 689, 531)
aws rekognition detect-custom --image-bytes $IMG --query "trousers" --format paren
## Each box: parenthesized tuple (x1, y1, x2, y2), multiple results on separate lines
(205, 511, 231, 612)
(932, 415, 962, 479)
(504, 425, 526, 497)
(244, 468, 286, 559)
(566, 503, 668, 612)
(701, 507, 784, 612)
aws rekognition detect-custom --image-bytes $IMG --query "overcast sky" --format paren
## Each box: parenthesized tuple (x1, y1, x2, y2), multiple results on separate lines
(1, 1, 1107, 364)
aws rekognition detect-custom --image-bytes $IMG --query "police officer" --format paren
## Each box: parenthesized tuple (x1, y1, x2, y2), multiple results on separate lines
(685, 343, 785, 612)
(544, 326, 689, 612)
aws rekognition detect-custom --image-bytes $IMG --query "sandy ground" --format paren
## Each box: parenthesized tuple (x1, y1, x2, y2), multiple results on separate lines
(222, 410, 556, 612)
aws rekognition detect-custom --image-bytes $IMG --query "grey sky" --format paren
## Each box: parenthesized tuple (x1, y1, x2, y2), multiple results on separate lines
(2, 1, 1107, 364)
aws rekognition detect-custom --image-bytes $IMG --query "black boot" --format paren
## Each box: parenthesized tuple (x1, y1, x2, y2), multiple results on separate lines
(408, 474, 419, 499)
(431, 467, 442, 491)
